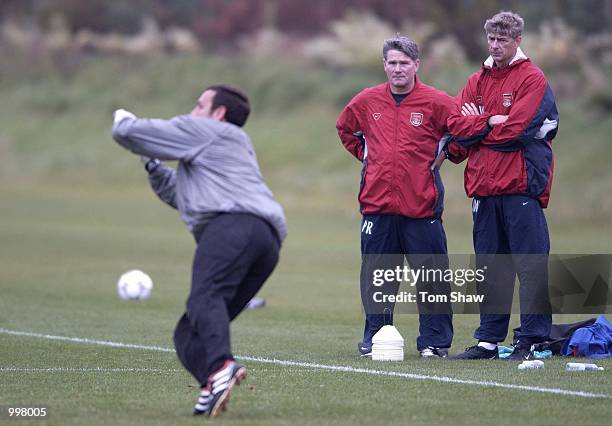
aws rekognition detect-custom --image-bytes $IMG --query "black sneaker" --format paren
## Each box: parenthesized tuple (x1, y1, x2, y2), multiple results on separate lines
(420, 346, 449, 358)
(192, 385, 211, 415)
(207, 360, 247, 418)
(507, 344, 534, 361)
(357, 341, 372, 357)
(450, 345, 499, 360)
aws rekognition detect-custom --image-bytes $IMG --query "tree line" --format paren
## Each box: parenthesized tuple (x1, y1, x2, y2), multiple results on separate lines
(2, 0, 610, 60)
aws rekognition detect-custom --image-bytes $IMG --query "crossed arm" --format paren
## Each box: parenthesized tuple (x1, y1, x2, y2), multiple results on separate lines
(430, 104, 508, 170)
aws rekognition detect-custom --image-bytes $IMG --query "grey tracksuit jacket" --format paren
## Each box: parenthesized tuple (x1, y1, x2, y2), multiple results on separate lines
(112, 115, 287, 242)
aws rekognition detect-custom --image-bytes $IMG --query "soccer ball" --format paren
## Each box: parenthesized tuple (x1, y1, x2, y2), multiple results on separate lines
(117, 270, 153, 301)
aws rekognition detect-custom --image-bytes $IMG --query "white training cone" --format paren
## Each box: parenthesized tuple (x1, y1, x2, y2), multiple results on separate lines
(372, 325, 404, 361)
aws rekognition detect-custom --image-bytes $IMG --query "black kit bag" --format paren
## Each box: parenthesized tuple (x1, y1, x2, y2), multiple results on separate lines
(512, 318, 596, 354)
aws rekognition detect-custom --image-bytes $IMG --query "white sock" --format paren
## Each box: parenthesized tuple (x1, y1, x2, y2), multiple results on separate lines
(478, 341, 497, 350)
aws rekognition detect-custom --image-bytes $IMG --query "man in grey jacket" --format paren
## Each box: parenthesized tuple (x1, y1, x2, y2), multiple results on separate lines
(112, 85, 286, 419)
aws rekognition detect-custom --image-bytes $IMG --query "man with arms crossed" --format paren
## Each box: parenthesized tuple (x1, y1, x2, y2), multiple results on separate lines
(112, 85, 287, 416)
(337, 36, 454, 358)
(441, 11, 559, 360)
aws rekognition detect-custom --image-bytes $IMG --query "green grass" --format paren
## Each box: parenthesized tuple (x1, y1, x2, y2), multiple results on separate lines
(1, 182, 611, 425)
(0, 54, 611, 424)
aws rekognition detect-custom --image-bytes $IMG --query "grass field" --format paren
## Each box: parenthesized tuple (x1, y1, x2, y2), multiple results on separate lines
(1, 54, 611, 425)
(1, 181, 611, 425)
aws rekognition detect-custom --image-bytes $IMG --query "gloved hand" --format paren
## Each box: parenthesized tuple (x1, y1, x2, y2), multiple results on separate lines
(113, 108, 136, 124)
(141, 156, 161, 173)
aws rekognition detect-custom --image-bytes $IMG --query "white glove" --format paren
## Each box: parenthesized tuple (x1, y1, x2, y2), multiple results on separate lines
(113, 108, 136, 124)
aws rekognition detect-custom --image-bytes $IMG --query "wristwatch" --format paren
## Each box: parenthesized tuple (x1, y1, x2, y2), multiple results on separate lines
(442, 145, 450, 159)
(144, 158, 161, 173)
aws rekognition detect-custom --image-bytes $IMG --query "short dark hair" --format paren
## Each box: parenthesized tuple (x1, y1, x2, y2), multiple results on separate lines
(206, 84, 250, 127)
(383, 35, 419, 61)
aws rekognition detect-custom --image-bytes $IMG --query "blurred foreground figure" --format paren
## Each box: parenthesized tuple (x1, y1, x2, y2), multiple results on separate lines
(442, 11, 559, 361)
(112, 85, 286, 417)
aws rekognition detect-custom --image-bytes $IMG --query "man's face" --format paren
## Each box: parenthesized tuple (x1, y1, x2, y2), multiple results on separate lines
(487, 32, 521, 68)
(383, 49, 419, 93)
(191, 89, 225, 121)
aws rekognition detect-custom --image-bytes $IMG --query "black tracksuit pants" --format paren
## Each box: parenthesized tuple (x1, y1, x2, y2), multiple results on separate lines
(173, 213, 280, 386)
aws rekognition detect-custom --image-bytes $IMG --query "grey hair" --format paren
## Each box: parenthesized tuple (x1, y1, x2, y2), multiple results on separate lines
(484, 11, 524, 39)
(383, 35, 419, 61)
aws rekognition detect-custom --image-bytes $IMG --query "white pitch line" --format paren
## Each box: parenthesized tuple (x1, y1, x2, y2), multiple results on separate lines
(1, 328, 610, 400)
(0, 328, 175, 353)
(238, 355, 612, 399)
(1, 367, 179, 373)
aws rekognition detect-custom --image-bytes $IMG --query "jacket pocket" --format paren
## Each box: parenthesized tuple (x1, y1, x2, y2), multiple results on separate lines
(358, 158, 368, 199)
(430, 167, 445, 218)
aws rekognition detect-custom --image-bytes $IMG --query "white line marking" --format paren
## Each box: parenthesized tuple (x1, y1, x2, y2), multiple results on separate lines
(1, 328, 610, 400)
(0, 328, 174, 352)
(238, 355, 611, 399)
(0, 367, 179, 373)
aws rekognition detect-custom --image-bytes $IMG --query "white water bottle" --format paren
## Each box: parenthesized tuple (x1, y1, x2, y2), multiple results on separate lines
(518, 360, 544, 370)
(565, 362, 604, 371)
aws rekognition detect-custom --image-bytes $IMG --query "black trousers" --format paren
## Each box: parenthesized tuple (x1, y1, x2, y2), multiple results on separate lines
(173, 213, 280, 385)
(360, 214, 453, 350)
(472, 195, 551, 344)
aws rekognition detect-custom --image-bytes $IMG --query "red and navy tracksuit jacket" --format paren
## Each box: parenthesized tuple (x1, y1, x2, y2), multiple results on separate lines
(446, 48, 557, 344)
(446, 48, 559, 208)
(337, 78, 455, 349)
(336, 77, 455, 219)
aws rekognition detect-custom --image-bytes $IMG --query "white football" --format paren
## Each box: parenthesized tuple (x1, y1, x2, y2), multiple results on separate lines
(117, 270, 153, 301)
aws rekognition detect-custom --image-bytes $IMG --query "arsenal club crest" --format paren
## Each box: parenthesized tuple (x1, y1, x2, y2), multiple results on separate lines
(372, 113, 381, 120)
(502, 93, 513, 107)
(410, 112, 423, 126)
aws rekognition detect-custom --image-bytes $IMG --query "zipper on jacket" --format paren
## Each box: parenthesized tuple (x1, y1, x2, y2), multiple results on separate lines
(391, 103, 400, 210)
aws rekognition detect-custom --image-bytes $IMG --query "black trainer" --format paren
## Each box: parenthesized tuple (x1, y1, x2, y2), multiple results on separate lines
(357, 341, 372, 357)
(450, 345, 499, 360)
(420, 346, 449, 358)
(507, 343, 534, 361)
(206, 360, 247, 418)
(192, 385, 211, 415)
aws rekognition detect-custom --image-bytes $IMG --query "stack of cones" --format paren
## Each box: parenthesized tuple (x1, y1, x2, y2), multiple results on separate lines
(371, 325, 404, 361)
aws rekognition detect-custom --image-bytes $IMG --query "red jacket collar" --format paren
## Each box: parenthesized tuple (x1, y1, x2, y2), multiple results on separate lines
(385, 75, 421, 98)
(482, 47, 529, 71)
